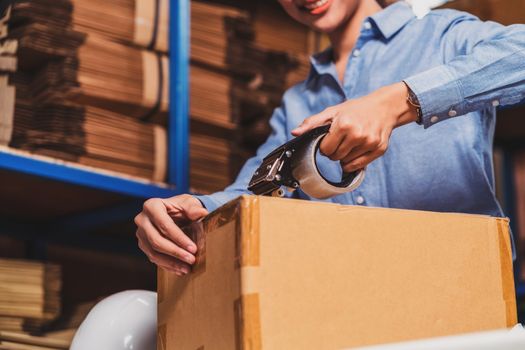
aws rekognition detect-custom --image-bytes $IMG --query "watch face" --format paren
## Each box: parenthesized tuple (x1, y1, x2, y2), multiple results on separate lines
(408, 90, 420, 106)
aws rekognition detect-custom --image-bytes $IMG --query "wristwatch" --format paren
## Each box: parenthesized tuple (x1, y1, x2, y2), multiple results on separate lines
(404, 82, 423, 125)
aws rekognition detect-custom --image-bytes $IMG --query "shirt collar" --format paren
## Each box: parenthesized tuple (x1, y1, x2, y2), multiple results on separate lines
(308, 46, 334, 77)
(306, 1, 415, 86)
(369, 1, 415, 40)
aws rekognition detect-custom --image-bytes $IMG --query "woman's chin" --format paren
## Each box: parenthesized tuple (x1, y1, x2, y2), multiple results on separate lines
(309, 15, 344, 34)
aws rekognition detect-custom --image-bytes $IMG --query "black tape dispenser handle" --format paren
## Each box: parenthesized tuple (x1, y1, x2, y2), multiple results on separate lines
(248, 124, 365, 199)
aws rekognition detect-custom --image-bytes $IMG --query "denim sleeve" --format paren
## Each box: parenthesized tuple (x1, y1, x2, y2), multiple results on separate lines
(194, 103, 289, 212)
(404, 15, 525, 128)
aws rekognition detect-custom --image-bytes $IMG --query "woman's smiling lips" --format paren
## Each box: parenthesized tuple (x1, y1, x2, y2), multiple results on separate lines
(301, 0, 333, 15)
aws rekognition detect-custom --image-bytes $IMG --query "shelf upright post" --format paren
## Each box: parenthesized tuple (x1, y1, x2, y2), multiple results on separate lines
(169, 0, 190, 192)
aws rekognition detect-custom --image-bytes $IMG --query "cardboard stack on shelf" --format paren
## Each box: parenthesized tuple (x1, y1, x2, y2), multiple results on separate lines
(188, 0, 321, 193)
(0, 257, 71, 349)
(0, 0, 168, 183)
(0, 258, 61, 331)
(0, 0, 319, 193)
(0, 254, 106, 349)
(0, 6, 17, 148)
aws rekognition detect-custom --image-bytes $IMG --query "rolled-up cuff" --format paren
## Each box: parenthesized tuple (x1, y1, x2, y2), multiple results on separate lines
(193, 194, 222, 213)
(404, 64, 464, 128)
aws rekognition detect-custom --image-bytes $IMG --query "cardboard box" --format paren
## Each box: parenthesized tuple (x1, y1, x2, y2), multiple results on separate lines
(158, 195, 516, 349)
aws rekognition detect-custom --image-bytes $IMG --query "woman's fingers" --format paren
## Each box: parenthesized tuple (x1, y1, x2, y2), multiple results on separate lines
(135, 212, 196, 265)
(341, 146, 385, 173)
(137, 232, 191, 276)
(142, 198, 197, 254)
(291, 108, 335, 136)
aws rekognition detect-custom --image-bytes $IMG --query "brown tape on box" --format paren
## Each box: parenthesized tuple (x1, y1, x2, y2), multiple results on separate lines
(235, 293, 262, 350)
(184, 220, 207, 276)
(184, 197, 261, 274)
(157, 324, 167, 350)
(495, 218, 518, 326)
(237, 197, 260, 268)
(157, 269, 167, 305)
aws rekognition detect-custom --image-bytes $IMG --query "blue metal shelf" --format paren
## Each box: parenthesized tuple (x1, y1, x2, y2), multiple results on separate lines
(0, 0, 189, 200)
(517, 282, 525, 299)
(0, 0, 189, 242)
(0, 148, 178, 199)
(169, 0, 190, 192)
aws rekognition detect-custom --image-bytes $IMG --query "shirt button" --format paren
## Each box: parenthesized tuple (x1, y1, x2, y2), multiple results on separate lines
(492, 100, 500, 107)
(363, 21, 372, 30)
(430, 116, 439, 123)
(353, 49, 361, 57)
(448, 109, 457, 117)
(356, 196, 365, 205)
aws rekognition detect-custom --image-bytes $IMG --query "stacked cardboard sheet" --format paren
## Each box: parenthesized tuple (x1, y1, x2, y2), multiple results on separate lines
(11, 28, 168, 119)
(10, 101, 166, 181)
(70, 0, 168, 52)
(0, 331, 69, 350)
(187, 0, 319, 194)
(190, 129, 233, 194)
(190, 65, 235, 130)
(191, 1, 251, 69)
(0, 258, 61, 328)
(0, 6, 17, 147)
(1, 0, 168, 182)
(1, 0, 318, 192)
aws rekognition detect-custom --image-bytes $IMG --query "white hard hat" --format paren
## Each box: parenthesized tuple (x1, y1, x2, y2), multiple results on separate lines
(70, 290, 157, 350)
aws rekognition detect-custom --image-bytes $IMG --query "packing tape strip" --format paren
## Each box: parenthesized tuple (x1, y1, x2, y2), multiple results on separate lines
(234, 293, 262, 350)
(495, 218, 518, 325)
(237, 197, 260, 268)
(157, 324, 167, 350)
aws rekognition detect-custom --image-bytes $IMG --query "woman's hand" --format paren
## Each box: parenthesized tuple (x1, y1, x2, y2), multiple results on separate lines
(291, 82, 418, 173)
(134, 194, 208, 276)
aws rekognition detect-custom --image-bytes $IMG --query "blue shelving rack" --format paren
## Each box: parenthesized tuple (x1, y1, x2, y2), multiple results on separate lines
(0, 0, 190, 255)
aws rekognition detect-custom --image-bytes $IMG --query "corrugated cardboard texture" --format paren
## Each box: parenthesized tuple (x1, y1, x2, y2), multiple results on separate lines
(158, 195, 516, 350)
(158, 216, 241, 349)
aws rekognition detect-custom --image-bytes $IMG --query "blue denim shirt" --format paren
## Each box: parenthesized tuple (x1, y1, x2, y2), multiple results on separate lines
(196, 2, 525, 221)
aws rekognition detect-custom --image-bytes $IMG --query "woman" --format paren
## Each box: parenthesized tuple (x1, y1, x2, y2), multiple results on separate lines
(135, 0, 525, 275)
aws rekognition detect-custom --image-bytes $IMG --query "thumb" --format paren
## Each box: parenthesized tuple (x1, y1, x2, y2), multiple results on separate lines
(291, 109, 334, 136)
(185, 204, 209, 221)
